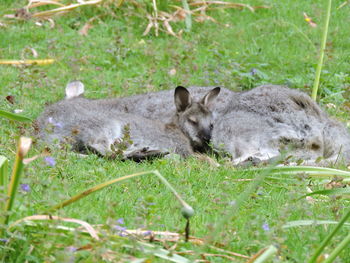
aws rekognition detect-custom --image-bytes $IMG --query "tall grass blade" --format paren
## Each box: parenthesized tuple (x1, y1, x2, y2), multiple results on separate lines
(181, 0, 192, 32)
(308, 208, 350, 263)
(48, 170, 194, 219)
(9, 215, 100, 240)
(323, 232, 350, 263)
(0, 156, 9, 211)
(311, 0, 332, 100)
(4, 137, 32, 225)
(283, 220, 350, 229)
(206, 162, 277, 245)
(301, 188, 350, 199)
(249, 245, 278, 263)
(0, 109, 32, 122)
(267, 166, 350, 178)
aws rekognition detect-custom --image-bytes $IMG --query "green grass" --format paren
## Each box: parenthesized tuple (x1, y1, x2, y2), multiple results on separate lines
(1, 0, 350, 262)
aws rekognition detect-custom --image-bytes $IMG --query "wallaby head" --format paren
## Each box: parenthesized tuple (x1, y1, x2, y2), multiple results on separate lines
(65, 81, 85, 99)
(173, 86, 220, 152)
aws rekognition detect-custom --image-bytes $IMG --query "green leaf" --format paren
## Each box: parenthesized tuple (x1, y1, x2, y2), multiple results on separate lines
(263, 166, 350, 178)
(301, 188, 350, 199)
(181, 0, 192, 32)
(254, 245, 278, 263)
(308, 208, 350, 263)
(0, 156, 9, 212)
(323, 232, 350, 263)
(0, 109, 32, 122)
(4, 137, 32, 225)
(283, 220, 350, 229)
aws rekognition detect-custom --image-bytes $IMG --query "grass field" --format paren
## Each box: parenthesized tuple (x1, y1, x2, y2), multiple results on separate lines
(1, 0, 350, 262)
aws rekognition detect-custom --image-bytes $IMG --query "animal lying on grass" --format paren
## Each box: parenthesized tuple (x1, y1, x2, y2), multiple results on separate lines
(36, 82, 220, 160)
(75, 83, 350, 166)
(37, 81, 350, 166)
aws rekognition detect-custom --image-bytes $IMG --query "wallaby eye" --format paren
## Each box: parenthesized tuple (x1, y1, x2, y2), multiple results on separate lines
(188, 117, 198, 125)
(209, 124, 214, 130)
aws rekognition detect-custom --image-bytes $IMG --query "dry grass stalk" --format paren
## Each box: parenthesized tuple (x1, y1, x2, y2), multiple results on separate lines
(27, 0, 65, 9)
(4, 0, 103, 20)
(0, 59, 54, 65)
(189, 1, 269, 10)
(143, 1, 269, 37)
(9, 215, 100, 240)
(32, 0, 103, 18)
(78, 226, 250, 259)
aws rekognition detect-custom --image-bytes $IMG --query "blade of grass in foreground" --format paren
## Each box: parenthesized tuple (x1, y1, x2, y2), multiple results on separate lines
(246, 245, 278, 263)
(283, 220, 350, 229)
(308, 208, 350, 263)
(9, 215, 100, 240)
(181, 0, 192, 32)
(300, 188, 350, 199)
(0, 156, 9, 211)
(0, 109, 32, 122)
(266, 166, 350, 178)
(205, 161, 278, 246)
(311, 0, 332, 100)
(4, 137, 32, 225)
(323, 231, 350, 263)
(48, 170, 194, 219)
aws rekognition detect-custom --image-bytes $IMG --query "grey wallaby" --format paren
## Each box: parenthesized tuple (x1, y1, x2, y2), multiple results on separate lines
(95, 83, 350, 165)
(211, 85, 350, 165)
(36, 81, 221, 159)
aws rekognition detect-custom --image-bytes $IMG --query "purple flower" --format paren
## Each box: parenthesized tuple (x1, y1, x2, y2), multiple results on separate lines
(54, 122, 63, 129)
(44, 156, 56, 167)
(143, 231, 152, 236)
(116, 218, 124, 225)
(48, 117, 62, 129)
(262, 223, 270, 231)
(20, 184, 30, 192)
(66, 246, 77, 252)
(250, 68, 258, 76)
(114, 225, 127, 237)
(114, 225, 126, 232)
(0, 238, 8, 243)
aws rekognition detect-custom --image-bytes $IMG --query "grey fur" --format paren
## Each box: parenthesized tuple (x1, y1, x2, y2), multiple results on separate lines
(37, 81, 350, 165)
(98, 83, 350, 165)
(36, 83, 220, 159)
(212, 85, 350, 165)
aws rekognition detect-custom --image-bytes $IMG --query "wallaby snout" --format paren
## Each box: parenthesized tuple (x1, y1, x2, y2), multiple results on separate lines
(200, 129, 211, 143)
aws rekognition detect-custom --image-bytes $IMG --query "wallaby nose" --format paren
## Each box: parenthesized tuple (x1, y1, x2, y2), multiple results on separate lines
(200, 130, 212, 143)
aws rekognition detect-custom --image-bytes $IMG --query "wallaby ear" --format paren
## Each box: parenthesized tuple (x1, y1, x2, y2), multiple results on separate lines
(174, 86, 192, 112)
(65, 81, 85, 99)
(201, 87, 221, 107)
